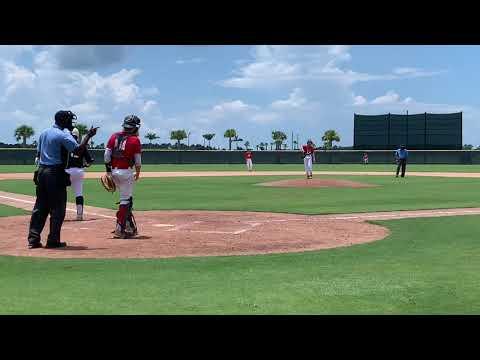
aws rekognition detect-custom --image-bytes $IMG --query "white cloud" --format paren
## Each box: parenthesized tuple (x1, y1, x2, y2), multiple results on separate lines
(271, 88, 307, 109)
(353, 95, 367, 106)
(141, 100, 157, 114)
(0, 48, 161, 144)
(354, 91, 422, 107)
(2, 61, 36, 96)
(393, 67, 445, 78)
(40, 45, 127, 70)
(370, 90, 401, 105)
(220, 45, 443, 89)
(70, 102, 99, 114)
(211, 100, 255, 114)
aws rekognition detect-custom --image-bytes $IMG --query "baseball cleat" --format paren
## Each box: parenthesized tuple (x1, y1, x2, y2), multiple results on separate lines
(45, 242, 67, 249)
(28, 242, 42, 249)
(76, 214, 83, 221)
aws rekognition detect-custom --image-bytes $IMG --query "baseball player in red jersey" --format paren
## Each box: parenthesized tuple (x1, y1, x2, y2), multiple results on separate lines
(104, 115, 142, 238)
(363, 152, 369, 165)
(244, 150, 253, 172)
(302, 140, 316, 179)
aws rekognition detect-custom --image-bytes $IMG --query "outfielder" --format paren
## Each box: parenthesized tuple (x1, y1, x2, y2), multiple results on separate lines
(65, 128, 94, 221)
(103, 115, 142, 238)
(302, 140, 316, 179)
(244, 150, 253, 172)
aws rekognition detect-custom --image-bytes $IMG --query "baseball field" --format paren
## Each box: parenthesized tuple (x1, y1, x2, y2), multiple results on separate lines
(1, 164, 480, 314)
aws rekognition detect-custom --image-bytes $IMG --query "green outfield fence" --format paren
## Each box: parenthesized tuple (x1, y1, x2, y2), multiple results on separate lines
(4, 149, 480, 165)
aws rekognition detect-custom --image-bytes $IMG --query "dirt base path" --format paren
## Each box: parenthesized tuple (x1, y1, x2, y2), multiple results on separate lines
(1, 170, 480, 181)
(1, 190, 480, 259)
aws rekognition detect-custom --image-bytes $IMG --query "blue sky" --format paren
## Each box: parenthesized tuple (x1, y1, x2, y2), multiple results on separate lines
(0, 45, 479, 147)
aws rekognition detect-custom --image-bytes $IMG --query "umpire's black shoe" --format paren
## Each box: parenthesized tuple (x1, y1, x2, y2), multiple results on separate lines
(45, 242, 67, 249)
(28, 242, 42, 249)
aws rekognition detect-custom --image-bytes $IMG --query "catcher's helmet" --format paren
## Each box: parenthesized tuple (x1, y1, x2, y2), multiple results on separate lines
(55, 110, 77, 131)
(123, 115, 141, 132)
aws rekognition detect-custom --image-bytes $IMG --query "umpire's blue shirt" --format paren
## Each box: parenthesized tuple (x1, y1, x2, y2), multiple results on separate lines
(37, 125, 79, 166)
(395, 148, 408, 160)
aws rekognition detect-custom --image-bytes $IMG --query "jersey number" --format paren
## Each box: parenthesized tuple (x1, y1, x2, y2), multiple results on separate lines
(116, 138, 127, 152)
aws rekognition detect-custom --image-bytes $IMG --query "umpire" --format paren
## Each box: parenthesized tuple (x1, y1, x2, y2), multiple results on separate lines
(395, 144, 408, 178)
(27, 110, 97, 249)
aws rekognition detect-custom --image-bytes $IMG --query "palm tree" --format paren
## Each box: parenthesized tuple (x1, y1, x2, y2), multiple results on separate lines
(14, 125, 35, 147)
(202, 133, 215, 148)
(170, 130, 187, 149)
(145, 132, 160, 144)
(75, 123, 89, 141)
(224, 129, 237, 151)
(322, 130, 341, 150)
(271, 130, 287, 150)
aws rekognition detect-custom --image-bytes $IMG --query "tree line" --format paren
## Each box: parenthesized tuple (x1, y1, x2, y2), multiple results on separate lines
(13, 124, 343, 150)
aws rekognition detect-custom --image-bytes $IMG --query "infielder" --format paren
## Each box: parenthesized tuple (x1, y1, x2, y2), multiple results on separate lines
(104, 115, 142, 238)
(244, 150, 253, 172)
(302, 140, 316, 179)
(65, 128, 94, 221)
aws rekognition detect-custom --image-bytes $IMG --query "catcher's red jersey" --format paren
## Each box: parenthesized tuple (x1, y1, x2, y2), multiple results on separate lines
(244, 151, 252, 160)
(302, 144, 315, 155)
(107, 132, 142, 169)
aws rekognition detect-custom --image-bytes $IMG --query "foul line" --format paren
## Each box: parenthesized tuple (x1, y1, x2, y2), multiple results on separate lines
(0, 194, 115, 219)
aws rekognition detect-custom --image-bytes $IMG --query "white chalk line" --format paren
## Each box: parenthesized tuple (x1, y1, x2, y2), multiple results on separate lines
(0, 194, 116, 219)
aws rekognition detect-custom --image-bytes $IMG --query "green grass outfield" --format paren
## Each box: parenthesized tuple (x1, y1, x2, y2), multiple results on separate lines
(1, 214, 480, 314)
(0, 175, 479, 214)
(2, 163, 480, 173)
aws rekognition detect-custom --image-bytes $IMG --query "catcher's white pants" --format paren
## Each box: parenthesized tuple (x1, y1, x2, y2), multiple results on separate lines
(112, 168, 135, 205)
(304, 155, 313, 175)
(65, 167, 84, 197)
(246, 159, 253, 171)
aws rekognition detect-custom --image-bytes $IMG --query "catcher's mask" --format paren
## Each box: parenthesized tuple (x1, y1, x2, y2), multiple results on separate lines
(55, 110, 77, 131)
(122, 115, 141, 134)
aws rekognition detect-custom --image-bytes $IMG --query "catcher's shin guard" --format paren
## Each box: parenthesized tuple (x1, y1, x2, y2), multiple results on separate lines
(114, 197, 137, 238)
(125, 197, 138, 236)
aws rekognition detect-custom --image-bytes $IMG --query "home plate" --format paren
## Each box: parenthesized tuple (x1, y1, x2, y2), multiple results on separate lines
(153, 224, 175, 228)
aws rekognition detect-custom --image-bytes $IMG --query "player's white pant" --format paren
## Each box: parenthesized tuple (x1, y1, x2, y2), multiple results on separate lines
(304, 155, 313, 176)
(246, 159, 253, 171)
(112, 168, 135, 205)
(65, 167, 84, 197)
(66, 167, 85, 218)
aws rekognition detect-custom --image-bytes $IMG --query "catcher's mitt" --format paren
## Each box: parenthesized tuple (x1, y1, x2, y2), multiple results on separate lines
(100, 174, 116, 192)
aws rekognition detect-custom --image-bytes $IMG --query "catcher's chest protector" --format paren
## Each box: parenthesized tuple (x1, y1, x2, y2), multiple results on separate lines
(112, 134, 134, 166)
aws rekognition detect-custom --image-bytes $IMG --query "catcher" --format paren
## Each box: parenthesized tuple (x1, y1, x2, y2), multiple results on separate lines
(102, 115, 142, 239)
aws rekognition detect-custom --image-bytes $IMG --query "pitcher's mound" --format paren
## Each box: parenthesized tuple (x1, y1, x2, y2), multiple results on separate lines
(258, 178, 376, 188)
